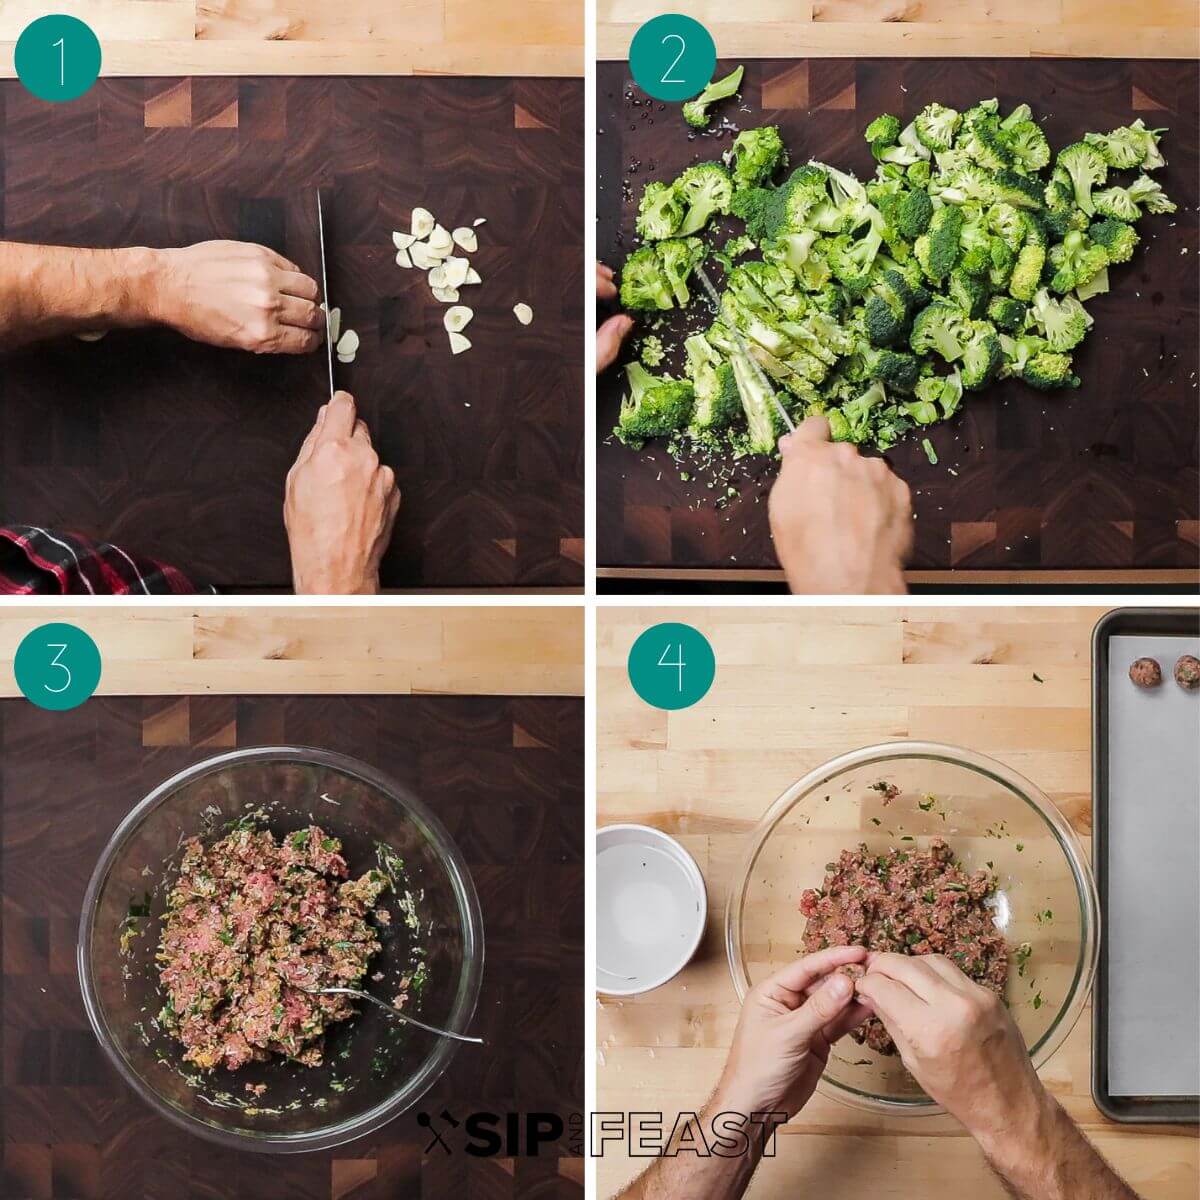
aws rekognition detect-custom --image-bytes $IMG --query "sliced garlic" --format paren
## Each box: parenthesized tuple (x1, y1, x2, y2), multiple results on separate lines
(465, 268, 482, 285)
(441, 257, 470, 290)
(428, 264, 448, 290)
(428, 224, 454, 254)
(409, 242, 439, 270)
(444, 305, 474, 333)
(448, 331, 472, 355)
(75, 330, 107, 342)
(473, 217, 486, 227)
(336, 329, 360, 356)
(395, 248, 413, 269)
(337, 353, 355, 365)
(411, 207, 435, 239)
(431, 285, 460, 303)
(392, 230, 416, 250)
(513, 303, 533, 326)
(329, 307, 342, 344)
(451, 227, 478, 253)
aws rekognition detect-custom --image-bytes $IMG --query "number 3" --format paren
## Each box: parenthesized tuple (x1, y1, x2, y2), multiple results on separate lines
(660, 33, 686, 85)
(44, 642, 72, 694)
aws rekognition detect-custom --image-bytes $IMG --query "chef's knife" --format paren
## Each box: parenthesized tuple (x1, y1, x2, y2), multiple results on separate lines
(694, 263, 796, 437)
(317, 189, 335, 399)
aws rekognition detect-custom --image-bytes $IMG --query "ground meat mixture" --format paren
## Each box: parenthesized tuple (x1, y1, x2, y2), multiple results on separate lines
(1174, 654, 1200, 691)
(1129, 657, 1163, 688)
(800, 837, 1009, 1055)
(157, 824, 388, 1072)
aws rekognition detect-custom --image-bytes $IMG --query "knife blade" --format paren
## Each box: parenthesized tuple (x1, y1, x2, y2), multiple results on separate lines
(317, 189, 335, 399)
(694, 263, 796, 437)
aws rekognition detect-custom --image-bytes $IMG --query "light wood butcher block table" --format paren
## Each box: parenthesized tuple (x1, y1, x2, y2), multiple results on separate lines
(597, 0, 1199, 61)
(597, 606, 1198, 1199)
(0, 605, 584, 697)
(0, 0, 581, 77)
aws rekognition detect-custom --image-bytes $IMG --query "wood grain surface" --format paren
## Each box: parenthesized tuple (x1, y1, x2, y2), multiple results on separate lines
(596, 605, 1199, 1199)
(0, 688, 582, 1198)
(0, 606, 585, 697)
(0, 1, 582, 78)
(0, 75, 584, 592)
(597, 0, 1200, 61)
(596, 59, 1200, 583)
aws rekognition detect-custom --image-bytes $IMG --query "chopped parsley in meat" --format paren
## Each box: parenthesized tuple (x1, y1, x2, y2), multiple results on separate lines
(799, 836, 1008, 1055)
(157, 825, 389, 1072)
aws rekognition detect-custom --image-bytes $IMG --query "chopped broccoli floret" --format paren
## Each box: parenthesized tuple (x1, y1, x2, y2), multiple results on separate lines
(913, 204, 963, 283)
(728, 126, 787, 191)
(947, 269, 990, 318)
(636, 180, 684, 242)
(1008, 243, 1045, 301)
(910, 300, 972, 362)
(640, 334, 666, 367)
(615, 363, 695, 447)
(1055, 142, 1108, 216)
(961, 322, 1003, 391)
(1022, 351, 1081, 390)
(986, 294, 1027, 332)
(1084, 120, 1167, 171)
(681, 65, 744, 130)
(730, 349, 784, 454)
(865, 114, 902, 145)
(914, 103, 961, 152)
(1088, 218, 1139, 265)
(619, 245, 674, 311)
(659, 237, 706, 306)
(1047, 229, 1107, 294)
(865, 348, 921, 391)
(685, 334, 741, 434)
(675, 162, 734, 235)
(1029, 288, 1092, 351)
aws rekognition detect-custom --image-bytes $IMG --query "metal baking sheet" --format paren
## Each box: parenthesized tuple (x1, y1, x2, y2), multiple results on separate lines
(1092, 608, 1200, 1123)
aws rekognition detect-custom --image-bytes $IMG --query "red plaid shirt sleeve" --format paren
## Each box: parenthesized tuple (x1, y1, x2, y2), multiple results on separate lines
(0, 526, 215, 595)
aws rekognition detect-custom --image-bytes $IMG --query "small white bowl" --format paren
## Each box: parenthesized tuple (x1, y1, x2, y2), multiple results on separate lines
(596, 823, 707, 996)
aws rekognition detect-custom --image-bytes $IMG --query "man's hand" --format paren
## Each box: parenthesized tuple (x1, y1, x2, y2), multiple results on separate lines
(854, 953, 1043, 1142)
(151, 241, 323, 354)
(714, 946, 871, 1119)
(597, 261, 634, 373)
(284, 391, 400, 594)
(855, 954, 1141, 1200)
(768, 415, 912, 594)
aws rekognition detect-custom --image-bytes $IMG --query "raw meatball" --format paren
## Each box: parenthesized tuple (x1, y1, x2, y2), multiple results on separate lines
(1129, 657, 1162, 689)
(1174, 655, 1200, 691)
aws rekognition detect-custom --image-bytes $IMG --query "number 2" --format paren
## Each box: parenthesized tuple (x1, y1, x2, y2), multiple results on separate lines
(660, 33, 686, 85)
(52, 36, 64, 87)
(44, 642, 72, 694)
(658, 643, 686, 691)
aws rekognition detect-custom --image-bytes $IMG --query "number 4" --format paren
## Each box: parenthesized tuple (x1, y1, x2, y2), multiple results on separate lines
(658, 642, 686, 691)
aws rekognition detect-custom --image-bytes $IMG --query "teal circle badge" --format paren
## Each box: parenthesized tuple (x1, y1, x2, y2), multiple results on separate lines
(629, 15, 717, 103)
(14, 623, 102, 711)
(15, 15, 102, 103)
(627, 622, 716, 711)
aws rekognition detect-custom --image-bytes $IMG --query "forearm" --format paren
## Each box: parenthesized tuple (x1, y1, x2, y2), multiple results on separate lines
(616, 1096, 771, 1200)
(0, 241, 165, 349)
(979, 1091, 1140, 1200)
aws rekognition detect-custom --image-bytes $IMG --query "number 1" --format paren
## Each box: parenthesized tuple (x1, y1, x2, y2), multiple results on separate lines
(660, 33, 686, 85)
(52, 36, 64, 87)
(658, 643, 686, 691)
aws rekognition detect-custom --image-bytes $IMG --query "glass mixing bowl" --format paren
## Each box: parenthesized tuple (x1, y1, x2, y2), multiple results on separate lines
(725, 741, 1098, 1114)
(78, 746, 483, 1152)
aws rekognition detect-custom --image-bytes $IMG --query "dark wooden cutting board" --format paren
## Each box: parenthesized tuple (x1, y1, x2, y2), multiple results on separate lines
(0, 694, 583, 1199)
(598, 60, 1199, 580)
(0, 77, 584, 591)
